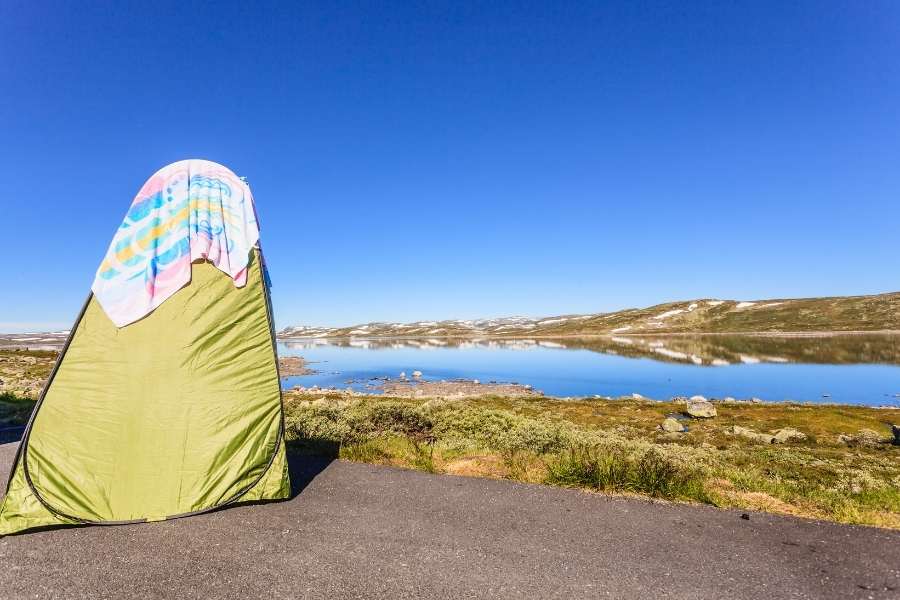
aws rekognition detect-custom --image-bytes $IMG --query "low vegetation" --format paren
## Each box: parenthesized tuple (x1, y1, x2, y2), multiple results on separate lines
(279, 291, 900, 338)
(0, 349, 55, 400)
(283, 391, 900, 529)
(1, 347, 897, 528)
(0, 350, 51, 429)
(0, 392, 35, 428)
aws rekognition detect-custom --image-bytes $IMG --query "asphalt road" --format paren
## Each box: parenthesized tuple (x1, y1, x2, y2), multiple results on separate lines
(1, 443, 898, 599)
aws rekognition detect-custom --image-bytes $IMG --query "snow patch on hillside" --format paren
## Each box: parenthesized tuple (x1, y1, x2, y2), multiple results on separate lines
(650, 309, 685, 320)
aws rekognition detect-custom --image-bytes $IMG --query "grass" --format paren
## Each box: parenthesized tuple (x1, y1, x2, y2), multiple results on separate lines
(283, 391, 900, 528)
(546, 445, 706, 500)
(0, 391, 36, 428)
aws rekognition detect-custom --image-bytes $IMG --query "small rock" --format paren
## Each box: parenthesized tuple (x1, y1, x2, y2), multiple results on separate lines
(837, 429, 883, 447)
(686, 398, 717, 418)
(399, 371, 407, 379)
(412, 371, 423, 379)
(772, 428, 807, 444)
(473, 379, 480, 385)
(892, 424, 900, 446)
(730, 425, 775, 444)
(660, 417, 685, 433)
(671, 396, 688, 405)
(740, 513, 750, 520)
(723, 396, 737, 404)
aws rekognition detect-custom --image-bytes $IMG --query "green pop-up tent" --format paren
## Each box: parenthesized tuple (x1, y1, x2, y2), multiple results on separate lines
(0, 160, 290, 535)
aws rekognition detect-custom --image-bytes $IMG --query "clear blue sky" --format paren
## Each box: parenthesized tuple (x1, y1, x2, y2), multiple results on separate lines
(1, 1, 898, 332)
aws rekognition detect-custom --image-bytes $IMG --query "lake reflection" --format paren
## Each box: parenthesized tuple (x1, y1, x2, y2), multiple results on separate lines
(277, 334, 900, 406)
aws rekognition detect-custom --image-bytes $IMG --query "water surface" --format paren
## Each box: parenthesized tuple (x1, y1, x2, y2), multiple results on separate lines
(278, 334, 900, 406)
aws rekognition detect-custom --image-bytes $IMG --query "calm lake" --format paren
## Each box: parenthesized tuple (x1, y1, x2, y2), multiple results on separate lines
(277, 334, 900, 407)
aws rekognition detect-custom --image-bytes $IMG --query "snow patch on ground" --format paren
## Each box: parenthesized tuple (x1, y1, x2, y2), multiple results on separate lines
(494, 323, 536, 330)
(650, 309, 685, 320)
(707, 300, 725, 306)
(735, 302, 755, 309)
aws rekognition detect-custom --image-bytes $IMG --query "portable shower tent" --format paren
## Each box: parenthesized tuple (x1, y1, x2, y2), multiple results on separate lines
(0, 160, 290, 535)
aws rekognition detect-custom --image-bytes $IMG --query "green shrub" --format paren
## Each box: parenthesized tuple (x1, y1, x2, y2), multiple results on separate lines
(340, 440, 391, 463)
(546, 445, 706, 500)
(631, 449, 703, 499)
(0, 392, 36, 427)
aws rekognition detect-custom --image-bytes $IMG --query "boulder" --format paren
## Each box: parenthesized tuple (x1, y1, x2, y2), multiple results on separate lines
(730, 425, 775, 444)
(660, 417, 685, 433)
(855, 429, 883, 447)
(722, 396, 738, 404)
(838, 429, 883, 447)
(772, 428, 807, 444)
(686, 397, 717, 418)
(412, 371, 423, 379)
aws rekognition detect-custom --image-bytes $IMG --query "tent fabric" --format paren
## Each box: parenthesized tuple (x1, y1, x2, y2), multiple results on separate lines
(0, 212, 290, 535)
(92, 159, 260, 328)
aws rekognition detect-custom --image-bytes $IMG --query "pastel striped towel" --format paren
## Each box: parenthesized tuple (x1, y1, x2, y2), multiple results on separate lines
(92, 159, 260, 327)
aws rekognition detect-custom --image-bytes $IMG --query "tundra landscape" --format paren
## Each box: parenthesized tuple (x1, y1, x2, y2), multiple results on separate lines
(4, 3, 900, 597)
(4, 290, 899, 529)
(278, 291, 900, 339)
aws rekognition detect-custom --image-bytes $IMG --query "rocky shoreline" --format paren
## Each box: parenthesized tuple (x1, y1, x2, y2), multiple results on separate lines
(278, 356, 314, 376)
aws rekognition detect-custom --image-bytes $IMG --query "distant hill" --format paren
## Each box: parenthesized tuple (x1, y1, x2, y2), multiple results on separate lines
(278, 291, 900, 338)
